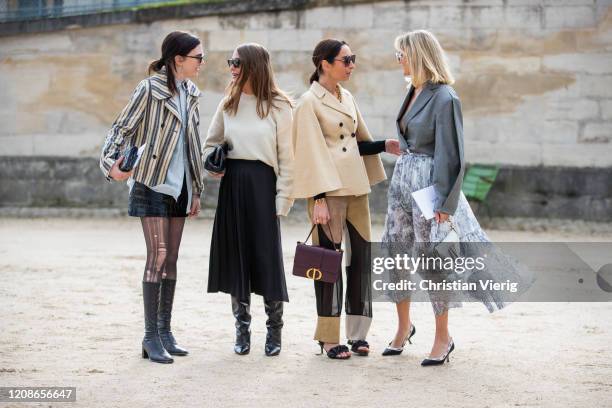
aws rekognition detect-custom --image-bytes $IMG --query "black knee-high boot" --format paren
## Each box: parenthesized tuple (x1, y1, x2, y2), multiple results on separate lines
(142, 282, 173, 364)
(157, 279, 188, 356)
(231, 296, 251, 355)
(264, 299, 283, 356)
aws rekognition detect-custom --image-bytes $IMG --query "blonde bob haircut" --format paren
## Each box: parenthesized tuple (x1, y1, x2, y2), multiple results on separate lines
(394, 30, 454, 88)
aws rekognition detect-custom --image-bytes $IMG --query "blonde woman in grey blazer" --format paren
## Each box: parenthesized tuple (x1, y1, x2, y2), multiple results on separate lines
(381, 30, 531, 366)
(100, 31, 205, 364)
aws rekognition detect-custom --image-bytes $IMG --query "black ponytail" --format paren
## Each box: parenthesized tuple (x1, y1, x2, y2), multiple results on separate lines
(309, 69, 320, 84)
(148, 58, 165, 74)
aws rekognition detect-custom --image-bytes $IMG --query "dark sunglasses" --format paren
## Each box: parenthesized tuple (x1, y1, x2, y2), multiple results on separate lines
(227, 58, 241, 68)
(185, 54, 204, 63)
(334, 54, 356, 67)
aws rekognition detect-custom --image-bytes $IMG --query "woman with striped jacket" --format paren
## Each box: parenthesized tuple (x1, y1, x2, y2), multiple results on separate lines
(99, 31, 205, 364)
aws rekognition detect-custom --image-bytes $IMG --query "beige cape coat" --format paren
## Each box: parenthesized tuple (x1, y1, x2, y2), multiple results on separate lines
(291, 81, 386, 199)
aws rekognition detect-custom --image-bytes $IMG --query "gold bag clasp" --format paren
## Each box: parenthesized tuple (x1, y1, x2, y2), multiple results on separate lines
(306, 268, 322, 280)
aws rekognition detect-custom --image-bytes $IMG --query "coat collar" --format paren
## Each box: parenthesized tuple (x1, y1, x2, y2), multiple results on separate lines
(397, 81, 441, 123)
(310, 81, 353, 118)
(150, 67, 202, 100)
(149, 68, 201, 124)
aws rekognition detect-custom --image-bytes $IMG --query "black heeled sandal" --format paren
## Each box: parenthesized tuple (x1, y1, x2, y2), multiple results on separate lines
(347, 339, 370, 356)
(318, 342, 351, 359)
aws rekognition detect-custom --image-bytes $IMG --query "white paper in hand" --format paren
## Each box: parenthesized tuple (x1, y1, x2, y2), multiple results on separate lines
(411, 185, 436, 220)
(133, 143, 147, 169)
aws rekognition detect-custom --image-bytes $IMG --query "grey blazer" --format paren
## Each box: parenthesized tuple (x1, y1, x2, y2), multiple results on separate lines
(396, 81, 465, 215)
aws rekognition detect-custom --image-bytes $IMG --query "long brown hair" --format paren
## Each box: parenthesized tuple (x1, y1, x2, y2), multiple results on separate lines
(148, 31, 201, 95)
(309, 39, 347, 84)
(223, 43, 292, 119)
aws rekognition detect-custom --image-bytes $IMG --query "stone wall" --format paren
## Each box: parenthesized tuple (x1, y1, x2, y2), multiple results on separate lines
(2, 156, 610, 221)
(0, 0, 611, 220)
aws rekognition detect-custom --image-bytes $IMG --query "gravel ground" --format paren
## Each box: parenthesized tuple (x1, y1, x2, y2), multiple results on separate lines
(0, 217, 611, 408)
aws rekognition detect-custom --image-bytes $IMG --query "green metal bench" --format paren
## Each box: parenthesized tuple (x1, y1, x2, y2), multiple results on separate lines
(462, 164, 499, 216)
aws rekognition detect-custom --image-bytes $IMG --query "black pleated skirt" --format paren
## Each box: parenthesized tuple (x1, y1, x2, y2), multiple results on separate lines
(207, 159, 288, 302)
(128, 177, 188, 218)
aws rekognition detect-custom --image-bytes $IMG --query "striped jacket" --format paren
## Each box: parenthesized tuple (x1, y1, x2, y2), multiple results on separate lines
(100, 69, 205, 195)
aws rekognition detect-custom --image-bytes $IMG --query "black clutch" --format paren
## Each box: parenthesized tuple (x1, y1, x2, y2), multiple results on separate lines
(119, 146, 139, 172)
(204, 142, 231, 173)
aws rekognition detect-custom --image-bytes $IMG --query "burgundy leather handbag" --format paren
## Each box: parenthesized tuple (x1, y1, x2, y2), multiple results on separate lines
(293, 223, 343, 283)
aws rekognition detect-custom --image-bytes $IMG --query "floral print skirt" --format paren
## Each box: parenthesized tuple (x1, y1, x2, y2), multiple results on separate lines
(381, 152, 533, 315)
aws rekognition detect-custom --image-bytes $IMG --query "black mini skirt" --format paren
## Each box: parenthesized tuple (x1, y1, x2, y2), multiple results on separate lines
(128, 178, 188, 218)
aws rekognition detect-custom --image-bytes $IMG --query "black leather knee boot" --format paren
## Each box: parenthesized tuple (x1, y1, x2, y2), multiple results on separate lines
(231, 296, 251, 355)
(157, 279, 188, 356)
(264, 299, 283, 356)
(142, 282, 173, 364)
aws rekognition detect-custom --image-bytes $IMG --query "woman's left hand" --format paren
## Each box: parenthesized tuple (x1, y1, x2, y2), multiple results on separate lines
(189, 196, 201, 218)
(385, 139, 402, 155)
(434, 211, 449, 223)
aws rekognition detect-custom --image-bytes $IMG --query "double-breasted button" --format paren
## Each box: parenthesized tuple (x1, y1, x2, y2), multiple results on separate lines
(342, 147, 347, 152)
(339, 122, 343, 127)
(340, 135, 344, 139)
(152, 154, 158, 160)
(161, 123, 165, 129)
(351, 133, 356, 138)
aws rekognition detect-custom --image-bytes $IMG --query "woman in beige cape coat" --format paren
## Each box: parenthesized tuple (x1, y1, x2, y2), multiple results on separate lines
(292, 39, 401, 359)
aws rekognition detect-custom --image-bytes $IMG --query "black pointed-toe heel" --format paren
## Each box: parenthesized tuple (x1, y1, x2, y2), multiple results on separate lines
(421, 338, 454, 366)
(382, 324, 416, 356)
(318, 342, 351, 360)
(348, 340, 370, 356)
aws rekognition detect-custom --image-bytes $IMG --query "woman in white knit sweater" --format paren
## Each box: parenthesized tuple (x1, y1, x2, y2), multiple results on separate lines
(203, 43, 294, 357)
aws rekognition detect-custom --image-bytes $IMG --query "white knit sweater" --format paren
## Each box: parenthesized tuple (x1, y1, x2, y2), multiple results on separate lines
(203, 93, 294, 216)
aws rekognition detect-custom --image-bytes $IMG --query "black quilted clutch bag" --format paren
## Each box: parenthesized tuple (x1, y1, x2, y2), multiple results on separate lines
(204, 142, 232, 173)
(119, 146, 139, 172)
